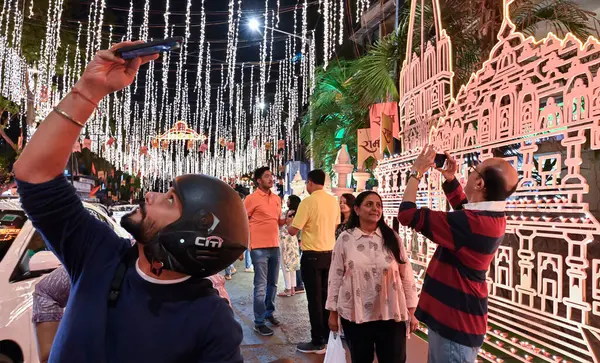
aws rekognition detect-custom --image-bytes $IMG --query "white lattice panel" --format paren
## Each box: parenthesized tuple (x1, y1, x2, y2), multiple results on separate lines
(375, 0, 600, 362)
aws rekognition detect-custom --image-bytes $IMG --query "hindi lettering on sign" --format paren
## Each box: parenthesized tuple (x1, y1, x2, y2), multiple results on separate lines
(369, 102, 399, 141)
(380, 113, 394, 154)
(357, 128, 382, 170)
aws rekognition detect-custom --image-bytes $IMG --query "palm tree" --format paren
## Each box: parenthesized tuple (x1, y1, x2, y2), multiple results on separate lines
(305, 0, 600, 166)
(301, 60, 368, 172)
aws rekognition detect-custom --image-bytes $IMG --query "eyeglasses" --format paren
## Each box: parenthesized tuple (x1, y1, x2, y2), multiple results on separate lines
(468, 164, 483, 179)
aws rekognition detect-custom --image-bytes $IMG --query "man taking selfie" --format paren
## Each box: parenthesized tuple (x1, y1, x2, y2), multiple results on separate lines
(14, 41, 247, 362)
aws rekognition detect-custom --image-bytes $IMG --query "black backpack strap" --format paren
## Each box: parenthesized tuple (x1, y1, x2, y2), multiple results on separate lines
(108, 245, 138, 307)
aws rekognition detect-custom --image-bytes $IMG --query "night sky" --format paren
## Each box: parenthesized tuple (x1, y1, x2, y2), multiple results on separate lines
(61, 0, 327, 110)
(59, 0, 364, 111)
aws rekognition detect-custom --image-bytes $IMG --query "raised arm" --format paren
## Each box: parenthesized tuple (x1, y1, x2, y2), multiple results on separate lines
(288, 200, 309, 237)
(443, 178, 468, 211)
(33, 266, 71, 323)
(438, 152, 468, 210)
(14, 42, 157, 184)
(397, 203, 471, 252)
(14, 43, 157, 278)
(398, 146, 470, 251)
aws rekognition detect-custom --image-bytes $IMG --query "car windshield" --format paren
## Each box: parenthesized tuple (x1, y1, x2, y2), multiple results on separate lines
(0, 210, 27, 263)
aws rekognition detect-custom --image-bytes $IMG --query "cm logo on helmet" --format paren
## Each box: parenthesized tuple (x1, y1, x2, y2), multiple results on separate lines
(195, 236, 224, 248)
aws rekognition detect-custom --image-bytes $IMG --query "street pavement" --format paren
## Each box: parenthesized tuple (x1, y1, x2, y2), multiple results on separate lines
(224, 261, 428, 362)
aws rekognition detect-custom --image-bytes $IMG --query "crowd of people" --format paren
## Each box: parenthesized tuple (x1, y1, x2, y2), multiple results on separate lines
(18, 41, 519, 363)
(220, 143, 518, 363)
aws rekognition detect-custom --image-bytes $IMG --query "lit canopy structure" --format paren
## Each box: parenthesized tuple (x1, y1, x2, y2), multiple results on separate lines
(155, 121, 206, 142)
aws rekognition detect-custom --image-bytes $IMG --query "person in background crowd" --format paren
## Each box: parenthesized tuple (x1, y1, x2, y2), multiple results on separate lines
(243, 249, 253, 272)
(327, 191, 418, 363)
(245, 167, 284, 336)
(333, 193, 355, 339)
(277, 176, 285, 199)
(278, 195, 301, 297)
(288, 169, 340, 354)
(32, 267, 70, 363)
(295, 257, 305, 293)
(234, 187, 253, 273)
(335, 193, 356, 239)
(14, 41, 245, 362)
(295, 231, 305, 294)
(397, 146, 518, 363)
(224, 264, 237, 280)
(293, 193, 305, 293)
(207, 274, 233, 305)
(32, 267, 234, 363)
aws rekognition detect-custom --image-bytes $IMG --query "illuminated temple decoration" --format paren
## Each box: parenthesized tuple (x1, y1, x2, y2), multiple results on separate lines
(374, 0, 600, 361)
(155, 120, 207, 141)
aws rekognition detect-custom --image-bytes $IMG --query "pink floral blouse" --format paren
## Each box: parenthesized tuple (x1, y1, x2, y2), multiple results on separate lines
(326, 228, 418, 324)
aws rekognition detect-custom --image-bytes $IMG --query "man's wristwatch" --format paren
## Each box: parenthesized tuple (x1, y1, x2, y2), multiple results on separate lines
(409, 170, 423, 181)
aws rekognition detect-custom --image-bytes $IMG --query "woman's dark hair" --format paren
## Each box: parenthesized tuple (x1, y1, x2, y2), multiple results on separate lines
(340, 193, 356, 223)
(347, 191, 404, 264)
(287, 195, 301, 212)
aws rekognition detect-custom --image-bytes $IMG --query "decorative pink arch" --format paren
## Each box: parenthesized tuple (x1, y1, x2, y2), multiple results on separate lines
(375, 0, 600, 361)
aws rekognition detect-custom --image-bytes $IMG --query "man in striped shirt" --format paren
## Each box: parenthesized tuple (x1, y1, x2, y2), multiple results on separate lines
(397, 145, 518, 363)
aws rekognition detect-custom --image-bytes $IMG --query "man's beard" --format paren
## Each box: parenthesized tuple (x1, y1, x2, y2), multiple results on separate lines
(121, 203, 147, 243)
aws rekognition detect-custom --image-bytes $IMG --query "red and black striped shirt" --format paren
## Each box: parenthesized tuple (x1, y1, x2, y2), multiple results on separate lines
(397, 178, 507, 347)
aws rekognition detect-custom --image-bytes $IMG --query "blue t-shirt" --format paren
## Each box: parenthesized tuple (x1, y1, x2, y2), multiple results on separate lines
(17, 176, 243, 363)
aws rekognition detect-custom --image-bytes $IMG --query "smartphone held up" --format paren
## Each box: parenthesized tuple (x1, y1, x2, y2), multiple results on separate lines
(434, 153, 447, 169)
(115, 37, 183, 60)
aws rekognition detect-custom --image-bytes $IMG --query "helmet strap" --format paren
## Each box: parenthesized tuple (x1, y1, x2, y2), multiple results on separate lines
(151, 259, 165, 276)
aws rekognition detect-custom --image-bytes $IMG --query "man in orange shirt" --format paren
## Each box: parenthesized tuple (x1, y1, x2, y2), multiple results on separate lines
(244, 167, 284, 336)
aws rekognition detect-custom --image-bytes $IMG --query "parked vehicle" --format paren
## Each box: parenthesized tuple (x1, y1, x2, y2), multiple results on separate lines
(0, 198, 130, 363)
(109, 204, 137, 226)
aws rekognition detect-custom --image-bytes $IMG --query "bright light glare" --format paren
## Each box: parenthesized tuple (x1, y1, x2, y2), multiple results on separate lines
(258, 102, 265, 110)
(248, 18, 261, 32)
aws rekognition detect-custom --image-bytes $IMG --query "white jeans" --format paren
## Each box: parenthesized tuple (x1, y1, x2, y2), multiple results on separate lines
(282, 270, 297, 290)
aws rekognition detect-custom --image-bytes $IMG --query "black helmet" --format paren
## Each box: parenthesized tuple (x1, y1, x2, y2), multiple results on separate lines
(143, 174, 248, 277)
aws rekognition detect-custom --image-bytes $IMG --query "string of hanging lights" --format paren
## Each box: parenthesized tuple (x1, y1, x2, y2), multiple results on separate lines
(0, 0, 366, 193)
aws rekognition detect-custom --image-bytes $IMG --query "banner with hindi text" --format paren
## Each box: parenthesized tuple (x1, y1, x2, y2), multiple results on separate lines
(369, 102, 399, 141)
(357, 128, 382, 170)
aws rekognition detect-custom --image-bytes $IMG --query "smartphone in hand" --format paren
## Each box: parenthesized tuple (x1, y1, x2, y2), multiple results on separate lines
(434, 154, 447, 168)
(115, 37, 183, 60)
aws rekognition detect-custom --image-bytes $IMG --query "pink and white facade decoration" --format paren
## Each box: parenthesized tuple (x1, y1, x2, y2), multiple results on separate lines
(375, 0, 600, 362)
(290, 170, 307, 198)
(332, 144, 355, 197)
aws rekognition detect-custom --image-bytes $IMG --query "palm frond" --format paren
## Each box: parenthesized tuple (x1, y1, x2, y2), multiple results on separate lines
(301, 0, 600, 174)
(511, 0, 600, 39)
(349, 32, 402, 108)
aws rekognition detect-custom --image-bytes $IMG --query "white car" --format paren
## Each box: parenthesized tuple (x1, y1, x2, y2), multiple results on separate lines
(0, 198, 130, 363)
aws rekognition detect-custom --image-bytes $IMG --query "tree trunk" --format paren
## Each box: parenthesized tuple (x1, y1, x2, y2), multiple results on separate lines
(24, 69, 35, 127)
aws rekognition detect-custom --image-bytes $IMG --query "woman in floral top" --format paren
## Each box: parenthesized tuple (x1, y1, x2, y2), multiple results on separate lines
(326, 191, 418, 363)
(278, 195, 301, 297)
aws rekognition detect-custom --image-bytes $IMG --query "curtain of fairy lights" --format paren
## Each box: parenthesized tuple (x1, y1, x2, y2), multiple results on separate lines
(0, 0, 355, 191)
